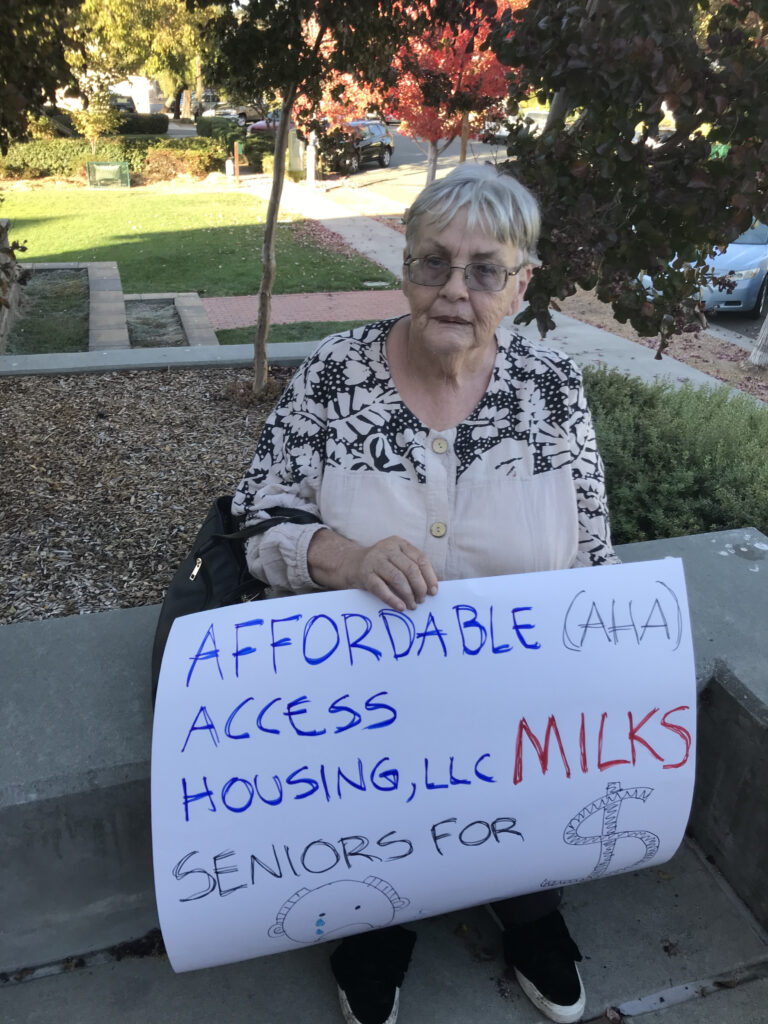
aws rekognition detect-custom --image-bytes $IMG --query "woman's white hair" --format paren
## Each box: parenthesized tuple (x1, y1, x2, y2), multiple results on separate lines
(404, 163, 541, 267)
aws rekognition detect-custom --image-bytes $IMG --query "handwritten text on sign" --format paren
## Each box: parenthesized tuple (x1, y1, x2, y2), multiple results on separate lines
(151, 559, 696, 972)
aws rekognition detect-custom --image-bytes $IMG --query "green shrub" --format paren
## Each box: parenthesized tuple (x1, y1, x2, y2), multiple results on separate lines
(196, 116, 241, 141)
(115, 113, 169, 135)
(244, 135, 274, 172)
(193, 119, 275, 171)
(257, 135, 299, 179)
(582, 367, 768, 543)
(0, 136, 227, 178)
(141, 145, 216, 180)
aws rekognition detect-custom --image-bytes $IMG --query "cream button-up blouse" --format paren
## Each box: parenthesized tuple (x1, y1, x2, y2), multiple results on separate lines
(233, 319, 618, 593)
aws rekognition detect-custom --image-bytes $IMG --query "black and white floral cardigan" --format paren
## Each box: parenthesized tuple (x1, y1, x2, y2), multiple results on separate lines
(232, 318, 618, 594)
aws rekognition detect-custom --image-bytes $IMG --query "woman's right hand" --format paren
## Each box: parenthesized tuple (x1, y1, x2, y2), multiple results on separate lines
(308, 530, 438, 612)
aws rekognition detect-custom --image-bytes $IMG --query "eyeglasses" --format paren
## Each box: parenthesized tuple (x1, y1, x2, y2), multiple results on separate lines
(404, 255, 522, 292)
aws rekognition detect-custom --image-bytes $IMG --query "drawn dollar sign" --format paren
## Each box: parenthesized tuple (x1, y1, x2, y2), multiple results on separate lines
(542, 781, 660, 888)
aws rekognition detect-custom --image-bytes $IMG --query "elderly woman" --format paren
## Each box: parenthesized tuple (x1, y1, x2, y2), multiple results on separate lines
(233, 162, 617, 1024)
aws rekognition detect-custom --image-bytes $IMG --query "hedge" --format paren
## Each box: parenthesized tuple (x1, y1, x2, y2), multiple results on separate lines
(195, 116, 242, 142)
(0, 135, 227, 178)
(115, 113, 169, 135)
(582, 367, 768, 544)
(244, 135, 275, 173)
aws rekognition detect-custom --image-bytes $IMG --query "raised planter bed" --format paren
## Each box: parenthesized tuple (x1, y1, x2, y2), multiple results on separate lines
(2, 261, 218, 355)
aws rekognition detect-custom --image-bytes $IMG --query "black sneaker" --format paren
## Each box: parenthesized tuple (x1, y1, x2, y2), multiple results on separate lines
(336, 982, 400, 1024)
(330, 927, 416, 1024)
(503, 910, 585, 1023)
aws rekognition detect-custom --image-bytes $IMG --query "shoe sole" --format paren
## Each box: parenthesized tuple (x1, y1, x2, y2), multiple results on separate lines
(513, 966, 586, 1024)
(337, 985, 400, 1024)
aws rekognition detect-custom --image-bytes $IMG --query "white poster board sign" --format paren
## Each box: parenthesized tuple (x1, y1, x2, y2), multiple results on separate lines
(151, 559, 696, 973)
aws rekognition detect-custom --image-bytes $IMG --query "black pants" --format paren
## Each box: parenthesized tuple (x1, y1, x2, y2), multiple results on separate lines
(490, 886, 562, 926)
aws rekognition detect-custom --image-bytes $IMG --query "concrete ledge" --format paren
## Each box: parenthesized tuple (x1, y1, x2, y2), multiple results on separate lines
(617, 528, 768, 701)
(1, 605, 158, 972)
(0, 341, 315, 376)
(689, 663, 768, 928)
(603, 528, 768, 941)
(1, 529, 766, 975)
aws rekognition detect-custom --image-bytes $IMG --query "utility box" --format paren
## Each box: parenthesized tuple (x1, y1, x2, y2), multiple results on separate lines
(288, 129, 305, 174)
(86, 162, 130, 188)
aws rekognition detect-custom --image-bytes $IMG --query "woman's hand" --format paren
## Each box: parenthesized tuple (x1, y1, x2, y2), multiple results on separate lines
(308, 530, 438, 612)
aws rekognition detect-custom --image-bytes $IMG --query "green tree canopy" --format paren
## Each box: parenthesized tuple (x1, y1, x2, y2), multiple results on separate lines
(67, 0, 215, 104)
(492, 0, 768, 352)
(193, 0, 482, 392)
(0, 0, 80, 153)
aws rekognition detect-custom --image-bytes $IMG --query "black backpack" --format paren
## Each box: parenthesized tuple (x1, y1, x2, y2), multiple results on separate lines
(150, 496, 320, 701)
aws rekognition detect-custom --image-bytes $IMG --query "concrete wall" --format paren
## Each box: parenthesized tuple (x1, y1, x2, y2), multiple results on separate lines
(1, 528, 766, 974)
(689, 664, 768, 928)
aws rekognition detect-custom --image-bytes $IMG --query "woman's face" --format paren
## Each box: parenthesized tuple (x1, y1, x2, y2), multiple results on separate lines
(402, 210, 532, 361)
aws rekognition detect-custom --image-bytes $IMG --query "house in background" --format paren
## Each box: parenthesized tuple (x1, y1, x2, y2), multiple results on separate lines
(56, 76, 165, 114)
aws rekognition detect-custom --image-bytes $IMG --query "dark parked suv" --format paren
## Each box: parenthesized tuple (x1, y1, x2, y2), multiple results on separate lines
(329, 119, 395, 173)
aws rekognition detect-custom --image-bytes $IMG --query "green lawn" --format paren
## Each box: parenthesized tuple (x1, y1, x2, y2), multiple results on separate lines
(3, 189, 398, 296)
(217, 320, 370, 345)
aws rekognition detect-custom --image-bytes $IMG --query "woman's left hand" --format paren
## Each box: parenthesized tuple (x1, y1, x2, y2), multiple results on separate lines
(308, 528, 438, 611)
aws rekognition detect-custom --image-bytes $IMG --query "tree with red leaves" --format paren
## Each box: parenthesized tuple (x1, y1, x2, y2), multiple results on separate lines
(392, 0, 526, 183)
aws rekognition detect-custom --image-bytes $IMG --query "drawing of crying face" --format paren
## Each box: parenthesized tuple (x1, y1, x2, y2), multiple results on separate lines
(278, 880, 399, 943)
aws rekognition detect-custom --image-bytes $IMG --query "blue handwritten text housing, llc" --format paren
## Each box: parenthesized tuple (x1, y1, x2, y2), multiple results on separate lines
(184, 603, 541, 687)
(181, 751, 496, 820)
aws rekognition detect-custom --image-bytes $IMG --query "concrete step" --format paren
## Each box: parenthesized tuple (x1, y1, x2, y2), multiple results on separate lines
(1, 839, 766, 1023)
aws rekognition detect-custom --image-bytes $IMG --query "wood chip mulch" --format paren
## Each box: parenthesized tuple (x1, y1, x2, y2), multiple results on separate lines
(0, 366, 292, 626)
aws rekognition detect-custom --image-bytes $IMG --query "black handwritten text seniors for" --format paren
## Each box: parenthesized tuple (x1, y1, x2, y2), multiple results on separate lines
(172, 814, 526, 903)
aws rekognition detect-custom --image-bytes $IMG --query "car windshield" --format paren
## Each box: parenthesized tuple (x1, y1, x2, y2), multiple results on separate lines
(734, 222, 768, 245)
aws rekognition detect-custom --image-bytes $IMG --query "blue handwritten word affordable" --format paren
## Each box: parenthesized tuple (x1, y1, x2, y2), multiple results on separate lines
(183, 603, 542, 687)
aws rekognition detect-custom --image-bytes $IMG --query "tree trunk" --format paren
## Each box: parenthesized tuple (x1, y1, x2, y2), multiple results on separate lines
(544, 89, 570, 132)
(748, 313, 768, 367)
(253, 85, 298, 395)
(459, 112, 469, 162)
(195, 56, 203, 118)
(425, 140, 439, 184)
(545, 0, 607, 133)
(181, 89, 192, 119)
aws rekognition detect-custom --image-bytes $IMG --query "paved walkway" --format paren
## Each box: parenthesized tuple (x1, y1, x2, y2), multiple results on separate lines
(197, 176, 411, 329)
(203, 289, 409, 329)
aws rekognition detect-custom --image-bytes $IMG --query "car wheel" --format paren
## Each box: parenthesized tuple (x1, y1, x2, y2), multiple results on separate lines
(749, 276, 768, 319)
(378, 147, 392, 168)
(237, 114, 246, 127)
(348, 153, 360, 173)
